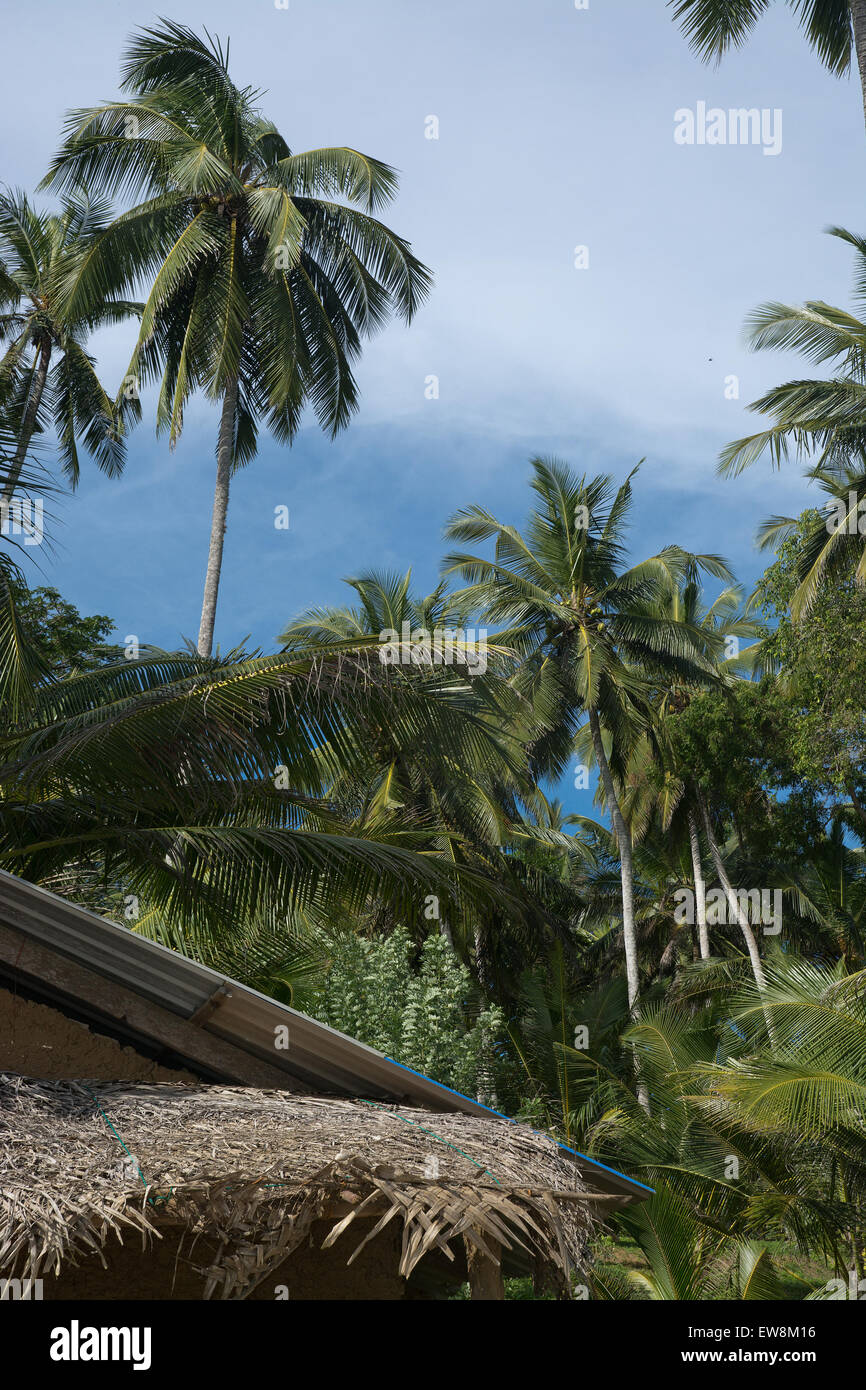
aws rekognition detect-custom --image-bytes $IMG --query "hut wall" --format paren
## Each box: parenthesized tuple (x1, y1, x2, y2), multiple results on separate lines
(0, 987, 192, 1083)
(41, 1220, 418, 1301)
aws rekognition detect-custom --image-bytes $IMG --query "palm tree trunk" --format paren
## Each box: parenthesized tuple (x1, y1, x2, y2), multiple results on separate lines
(697, 789, 778, 1048)
(197, 378, 238, 658)
(473, 922, 499, 1110)
(696, 789, 766, 990)
(588, 709, 639, 1007)
(697, 789, 778, 1045)
(850, 1, 866, 132)
(1, 337, 51, 505)
(439, 917, 455, 949)
(687, 802, 710, 960)
(587, 706, 650, 1114)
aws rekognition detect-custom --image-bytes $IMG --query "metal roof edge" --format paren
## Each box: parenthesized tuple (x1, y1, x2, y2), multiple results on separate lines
(0, 869, 651, 1201)
(383, 1057, 654, 1196)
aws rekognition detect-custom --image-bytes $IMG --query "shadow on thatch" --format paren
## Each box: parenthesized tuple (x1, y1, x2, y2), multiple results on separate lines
(1, 1075, 601, 1299)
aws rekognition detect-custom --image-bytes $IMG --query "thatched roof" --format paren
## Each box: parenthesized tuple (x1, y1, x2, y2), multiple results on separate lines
(0, 1074, 604, 1299)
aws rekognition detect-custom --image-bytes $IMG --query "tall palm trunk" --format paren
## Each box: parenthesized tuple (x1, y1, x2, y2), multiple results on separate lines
(588, 706, 650, 1113)
(197, 377, 238, 658)
(473, 923, 499, 1110)
(687, 801, 710, 960)
(588, 709, 639, 1007)
(696, 789, 766, 989)
(697, 789, 778, 1048)
(1, 337, 51, 505)
(851, 1, 866, 132)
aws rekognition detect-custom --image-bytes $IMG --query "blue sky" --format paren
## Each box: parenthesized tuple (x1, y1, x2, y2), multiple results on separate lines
(3, 0, 863, 806)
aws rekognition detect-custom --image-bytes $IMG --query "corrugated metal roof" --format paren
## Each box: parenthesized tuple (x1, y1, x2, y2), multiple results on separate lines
(0, 869, 651, 1200)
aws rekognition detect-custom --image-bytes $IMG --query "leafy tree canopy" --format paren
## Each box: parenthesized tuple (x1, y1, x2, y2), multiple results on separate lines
(754, 512, 866, 812)
(8, 579, 116, 677)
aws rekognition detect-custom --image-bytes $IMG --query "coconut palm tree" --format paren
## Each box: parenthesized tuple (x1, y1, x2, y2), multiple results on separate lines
(669, 1, 866, 130)
(41, 20, 431, 656)
(773, 808, 866, 967)
(756, 451, 866, 616)
(0, 188, 139, 502)
(720, 227, 866, 478)
(603, 986, 855, 1281)
(592, 1189, 790, 1301)
(700, 954, 866, 1258)
(637, 571, 767, 980)
(510, 953, 850, 1287)
(279, 569, 528, 848)
(280, 569, 590, 996)
(623, 622, 777, 1004)
(565, 810, 709, 981)
(0, 575, 540, 960)
(442, 458, 716, 1059)
(586, 560, 762, 966)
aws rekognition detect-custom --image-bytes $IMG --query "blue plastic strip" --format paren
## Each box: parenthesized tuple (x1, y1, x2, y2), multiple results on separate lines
(384, 1057, 655, 1194)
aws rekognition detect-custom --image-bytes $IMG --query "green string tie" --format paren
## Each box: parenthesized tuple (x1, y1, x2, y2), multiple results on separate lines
(81, 1085, 173, 1207)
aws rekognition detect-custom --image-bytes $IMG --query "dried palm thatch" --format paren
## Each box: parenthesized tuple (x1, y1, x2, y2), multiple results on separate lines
(0, 1074, 602, 1299)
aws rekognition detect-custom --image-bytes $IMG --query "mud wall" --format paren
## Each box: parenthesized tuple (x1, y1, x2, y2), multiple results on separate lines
(0, 985, 192, 1082)
(42, 1219, 418, 1300)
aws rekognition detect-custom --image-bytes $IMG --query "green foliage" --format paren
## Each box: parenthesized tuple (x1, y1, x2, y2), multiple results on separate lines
(755, 516, 866, 804)
(0, 574, 555, 951)
(37, 19, 432, 651)
(311, 927, 511, 1099)
(669, 0, 853, 79)
(8, 580, 116, 676)
(667, 679, 825, 862)
(717, 227, 866, 477)
(0, 188, 140, 488)
(4, 12, 866, 1295)
(41, 20, 431, 455)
